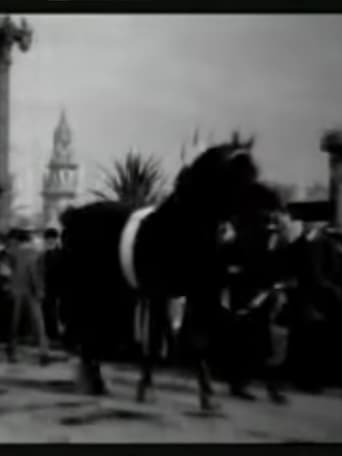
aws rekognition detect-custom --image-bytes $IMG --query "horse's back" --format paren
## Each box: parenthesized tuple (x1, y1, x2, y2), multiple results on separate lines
(62, 201, 130, 246)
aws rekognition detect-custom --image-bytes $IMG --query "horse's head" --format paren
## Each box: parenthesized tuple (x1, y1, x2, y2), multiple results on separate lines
(216, 181, 286, 280)
(174, 131, 283, 246)
(171, 131, 286, 290)
(174, 130, 257, 219)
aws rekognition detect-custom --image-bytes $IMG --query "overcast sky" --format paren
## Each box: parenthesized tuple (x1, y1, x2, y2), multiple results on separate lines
(8, 14, 342, 213)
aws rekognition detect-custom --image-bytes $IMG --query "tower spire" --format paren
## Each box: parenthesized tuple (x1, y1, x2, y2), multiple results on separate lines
(42, 111, 80, 228)
(53, 108, 73, 161)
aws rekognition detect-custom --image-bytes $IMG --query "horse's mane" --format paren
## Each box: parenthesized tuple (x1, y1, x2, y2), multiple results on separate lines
(172, 136, 259, 217)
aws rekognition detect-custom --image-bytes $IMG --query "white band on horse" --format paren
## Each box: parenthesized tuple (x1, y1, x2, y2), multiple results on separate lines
(118, 206, 155, 290)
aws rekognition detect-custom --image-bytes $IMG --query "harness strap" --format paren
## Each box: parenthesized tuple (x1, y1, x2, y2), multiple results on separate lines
(118, 206, 155, 289)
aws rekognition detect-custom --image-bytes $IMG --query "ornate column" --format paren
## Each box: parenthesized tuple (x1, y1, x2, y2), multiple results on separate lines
(0, 16, 32, 231)
(321, 129, 342, 228)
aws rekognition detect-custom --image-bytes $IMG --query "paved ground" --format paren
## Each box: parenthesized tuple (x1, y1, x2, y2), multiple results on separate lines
(0, 347, 341, 443)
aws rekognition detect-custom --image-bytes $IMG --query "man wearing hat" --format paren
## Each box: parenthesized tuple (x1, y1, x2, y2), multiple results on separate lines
(6, 226, 50, 365)
(274, 210, 342, 391)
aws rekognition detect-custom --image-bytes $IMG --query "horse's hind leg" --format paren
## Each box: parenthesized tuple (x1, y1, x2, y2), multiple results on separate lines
(136, 298, 162, 403)
(77, 359, 107, 396)
(76, 335, 109, 396)
(136, 300, 154, 402)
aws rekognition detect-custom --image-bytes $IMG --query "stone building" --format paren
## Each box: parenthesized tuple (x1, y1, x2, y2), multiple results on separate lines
(42, 110, 80, 228)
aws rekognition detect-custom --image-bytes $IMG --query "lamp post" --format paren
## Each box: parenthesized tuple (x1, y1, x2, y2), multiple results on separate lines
(0, 15, 32, 231)
(321, 129, 342, 228)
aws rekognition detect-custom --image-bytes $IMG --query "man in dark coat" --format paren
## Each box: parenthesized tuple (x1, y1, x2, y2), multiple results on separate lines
(214, 220, 265, 401)
(275, 213, 342, 391)
(216, 208, 291, 403)
(6, 228, 50, 365)
(0, 233, 14, 342)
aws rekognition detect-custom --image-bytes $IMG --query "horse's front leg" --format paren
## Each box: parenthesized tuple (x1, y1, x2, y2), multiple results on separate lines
(195, 354, 220, 411)
(191, 326, 220, 412)
(136, 350, 155, 402)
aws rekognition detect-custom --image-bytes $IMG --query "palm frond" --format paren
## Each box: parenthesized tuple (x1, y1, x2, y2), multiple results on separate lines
(91, 149, 166, 208)
(90, 189, 112, 201)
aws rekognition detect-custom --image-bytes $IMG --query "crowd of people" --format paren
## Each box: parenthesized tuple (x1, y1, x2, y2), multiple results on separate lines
(0, 210, 341, 405)
(204, 209, 342, 402)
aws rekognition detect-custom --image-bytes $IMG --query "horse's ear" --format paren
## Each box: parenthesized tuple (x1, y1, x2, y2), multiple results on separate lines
(246, 134, 256, 150)
(231, 130, 240, 148)
(230, 130, 255, 150)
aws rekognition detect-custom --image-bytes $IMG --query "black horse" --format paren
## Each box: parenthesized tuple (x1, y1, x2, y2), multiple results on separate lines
(59, 134, 284, 410)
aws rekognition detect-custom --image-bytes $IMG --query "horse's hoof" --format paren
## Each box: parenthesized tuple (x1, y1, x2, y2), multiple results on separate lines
(76, 374, 110, 396)
(136, 383, 157, 404)
(93, 381, 110, 396)
(77, 381, 109, 396)
(200, 394, 221, 413)
(230, 389, 257, 401)
(268, 391, 289, 405)
(136, 383, 146, 403)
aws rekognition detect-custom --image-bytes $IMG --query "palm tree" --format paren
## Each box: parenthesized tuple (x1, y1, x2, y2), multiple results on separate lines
(92, 149, 166, 209)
